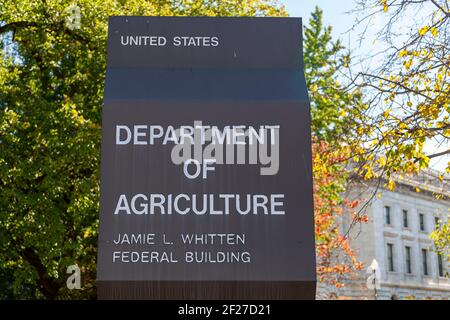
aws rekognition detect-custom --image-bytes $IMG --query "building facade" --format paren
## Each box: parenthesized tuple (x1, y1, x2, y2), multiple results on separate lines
(318, 172, 450, 300)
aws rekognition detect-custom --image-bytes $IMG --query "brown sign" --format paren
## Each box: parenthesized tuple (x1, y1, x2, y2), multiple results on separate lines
(97, 16, 316, 299)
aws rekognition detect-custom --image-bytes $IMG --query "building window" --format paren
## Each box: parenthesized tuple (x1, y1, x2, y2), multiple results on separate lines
(405, 246, 412, 274)
(438, 254, 444, 277)
(387, 243, 394, 272)
(422, 249, 428, 276)
(385, 206, 391, 225)
(419, 213, 425, 232)
(403, 210, 408, 228)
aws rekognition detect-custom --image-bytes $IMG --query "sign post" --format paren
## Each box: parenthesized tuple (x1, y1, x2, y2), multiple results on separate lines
(97, 16, 316, 299)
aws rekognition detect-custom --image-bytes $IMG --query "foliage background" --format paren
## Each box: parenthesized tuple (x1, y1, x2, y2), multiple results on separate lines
(0, 1, 366, 299)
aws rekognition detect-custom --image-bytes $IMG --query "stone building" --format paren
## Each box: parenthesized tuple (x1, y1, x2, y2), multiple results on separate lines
(318, 170, 450, 300)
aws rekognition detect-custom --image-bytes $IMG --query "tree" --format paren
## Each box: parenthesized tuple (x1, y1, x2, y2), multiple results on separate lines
(305, 7, 366, 143)
(304, 7, 367, 288)
(1, 1, 369, 299)
(349, 0, 449, 260)
(430, 219, 450, 263)
(0, 0, 287, 299)
(349, 0, 449, 183)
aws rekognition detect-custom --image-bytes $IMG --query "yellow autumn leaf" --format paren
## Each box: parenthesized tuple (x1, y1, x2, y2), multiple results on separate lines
(431, 27, 438, 37)
(399, 122, 408, 130)
(404, 59, 413, 70)
(70, 108, 78, 117)
(379, 0, 389, 12)
(399, 48, 407, 57)
(418, 26, 429, 36)
(364, 169, 373, 180)
(377, 156, 387, 166)
(387, 179, 396, 191)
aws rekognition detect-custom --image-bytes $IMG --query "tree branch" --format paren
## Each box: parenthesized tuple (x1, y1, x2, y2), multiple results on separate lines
(20, 247, 61, 299)
(0, 21, 39, 35)
(7, 232, 61, 299)
(427, 148, 450, 160)
(430, 0, 450, 17)
(0, 20, 97, 50)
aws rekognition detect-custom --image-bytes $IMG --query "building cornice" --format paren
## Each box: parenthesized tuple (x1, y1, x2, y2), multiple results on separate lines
(380, 281, 450, 293)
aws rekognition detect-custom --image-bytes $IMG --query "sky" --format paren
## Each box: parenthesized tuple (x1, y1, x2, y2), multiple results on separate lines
(281, 0, 449, 173)
(282, 0, 357, 39)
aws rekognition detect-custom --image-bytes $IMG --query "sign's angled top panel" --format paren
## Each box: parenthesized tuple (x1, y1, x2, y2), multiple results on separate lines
(105, 17, 307, 102)
(107, 16, 302, 70)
